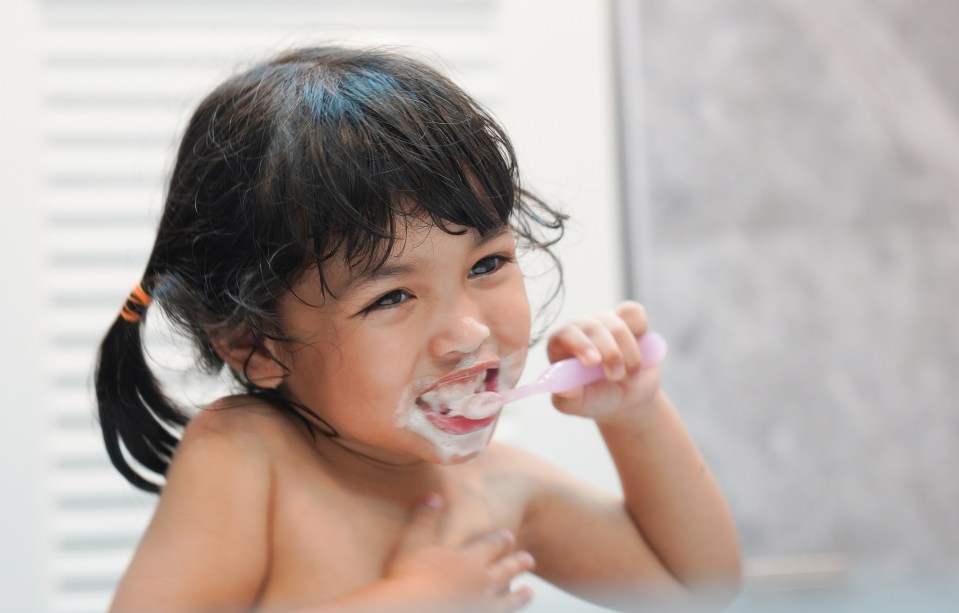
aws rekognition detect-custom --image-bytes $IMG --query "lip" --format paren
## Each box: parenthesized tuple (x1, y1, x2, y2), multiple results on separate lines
(415, 360, 501, 435)
(419, 360, 501, 396)
(423, 411, 499, 435)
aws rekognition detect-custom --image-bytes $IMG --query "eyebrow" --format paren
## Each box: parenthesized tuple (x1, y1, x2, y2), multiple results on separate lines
(475, 225, 509, 247)
(344, 225, 509, 291)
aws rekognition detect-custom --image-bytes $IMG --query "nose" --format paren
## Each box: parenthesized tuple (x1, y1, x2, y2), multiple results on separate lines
(428, 311, 491, 359)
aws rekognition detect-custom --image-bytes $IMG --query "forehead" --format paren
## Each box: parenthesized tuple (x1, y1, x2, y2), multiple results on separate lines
(345, 216, 451, 283)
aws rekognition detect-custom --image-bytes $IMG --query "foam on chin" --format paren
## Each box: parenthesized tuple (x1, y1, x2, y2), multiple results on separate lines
(392, 350, 526, 464)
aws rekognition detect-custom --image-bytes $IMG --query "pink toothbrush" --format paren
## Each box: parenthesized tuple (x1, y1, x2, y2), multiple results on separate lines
(459, 332, 668, 419)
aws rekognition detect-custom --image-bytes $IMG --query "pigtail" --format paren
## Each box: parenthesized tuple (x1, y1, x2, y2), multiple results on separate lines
(94, 283, 188, 493)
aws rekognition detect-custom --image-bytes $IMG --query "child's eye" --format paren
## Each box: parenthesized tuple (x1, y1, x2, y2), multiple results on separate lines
(469, 255, 511, 277)
(364, 289, 411, 312)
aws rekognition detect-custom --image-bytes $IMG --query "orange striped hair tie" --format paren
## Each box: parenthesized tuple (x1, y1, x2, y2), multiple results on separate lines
(120, 283, 152, 323)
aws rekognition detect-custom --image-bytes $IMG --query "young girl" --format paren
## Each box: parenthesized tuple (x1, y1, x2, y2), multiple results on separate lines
(95, 46, 740, 613)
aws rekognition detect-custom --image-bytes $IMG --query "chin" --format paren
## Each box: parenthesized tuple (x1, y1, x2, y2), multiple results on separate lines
(411, 414, 499, 466)
(434, 447, 485, 466)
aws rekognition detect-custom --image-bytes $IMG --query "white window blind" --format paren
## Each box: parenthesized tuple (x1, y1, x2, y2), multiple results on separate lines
(38, 2, 503, 612)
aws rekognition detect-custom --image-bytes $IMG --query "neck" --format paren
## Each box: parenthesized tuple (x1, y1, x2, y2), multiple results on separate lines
(312, 434, 449, 504)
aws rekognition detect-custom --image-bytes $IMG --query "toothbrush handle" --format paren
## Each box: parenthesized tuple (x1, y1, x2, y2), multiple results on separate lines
(539, 331, 667, 395)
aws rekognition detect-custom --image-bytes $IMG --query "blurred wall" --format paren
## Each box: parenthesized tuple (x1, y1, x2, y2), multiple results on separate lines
(618, 0, 959, 590)
(0, 1, 622, 612)
(1, 3, 46, 613)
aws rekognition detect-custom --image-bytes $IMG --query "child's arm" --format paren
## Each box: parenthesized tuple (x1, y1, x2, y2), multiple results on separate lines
(517, 302, 741, 610)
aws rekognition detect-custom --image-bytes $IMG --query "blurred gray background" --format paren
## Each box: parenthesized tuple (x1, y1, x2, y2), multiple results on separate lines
(616, 0, 959, 601)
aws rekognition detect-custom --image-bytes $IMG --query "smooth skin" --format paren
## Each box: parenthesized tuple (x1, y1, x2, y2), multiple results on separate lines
(109, 221, 740, 613)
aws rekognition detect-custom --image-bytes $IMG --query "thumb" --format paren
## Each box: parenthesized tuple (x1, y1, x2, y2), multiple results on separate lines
(551, 387, 586, 415)
(394, 492, 445, 554)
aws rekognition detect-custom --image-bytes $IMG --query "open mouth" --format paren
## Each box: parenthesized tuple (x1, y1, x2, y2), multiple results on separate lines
(415, 368, 499, 434)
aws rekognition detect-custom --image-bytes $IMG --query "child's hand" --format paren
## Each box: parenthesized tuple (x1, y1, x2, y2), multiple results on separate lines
(546, 301, 661, 423)
(382, 494, 535, 613)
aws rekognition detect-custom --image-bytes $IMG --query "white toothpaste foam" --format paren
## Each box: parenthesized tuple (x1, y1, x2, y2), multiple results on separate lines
(390, 349, 527, 464)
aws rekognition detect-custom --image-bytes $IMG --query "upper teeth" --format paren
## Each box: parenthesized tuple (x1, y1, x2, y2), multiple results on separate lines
(420, 373, 486, 416)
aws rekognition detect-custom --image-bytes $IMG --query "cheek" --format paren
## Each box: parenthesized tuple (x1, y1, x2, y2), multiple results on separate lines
(286, 328, 401, 406)
(488, 278, 531, 390)
(497, 278, 532, 346)
(342, 332, 420, 402)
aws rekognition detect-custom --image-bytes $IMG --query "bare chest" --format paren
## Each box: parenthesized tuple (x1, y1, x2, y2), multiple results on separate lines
(256, 461, 528, 610)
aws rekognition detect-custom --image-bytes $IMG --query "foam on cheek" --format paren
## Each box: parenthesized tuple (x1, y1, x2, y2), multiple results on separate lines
(497, 350, 525, 391)
(393, 377, 432, 429)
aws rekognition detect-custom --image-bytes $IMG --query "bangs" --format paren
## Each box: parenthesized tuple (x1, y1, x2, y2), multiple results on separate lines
(166, 45, 564, 332)
(257, 49, 517, 291)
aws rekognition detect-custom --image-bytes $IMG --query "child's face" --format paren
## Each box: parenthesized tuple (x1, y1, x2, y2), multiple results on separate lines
(274, 217, 531, 466)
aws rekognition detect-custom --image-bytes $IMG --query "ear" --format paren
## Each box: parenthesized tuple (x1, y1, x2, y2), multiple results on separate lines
(209, 326, 288, 389)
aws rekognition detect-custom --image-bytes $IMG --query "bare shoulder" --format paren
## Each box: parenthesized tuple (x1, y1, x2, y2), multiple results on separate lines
(155, 394, 304, 531)
(469, 441, 599, 526)
(478, 440, 620, 544)
(480, 440, 618, 505)
(179, 394, 306, 451)
(111, 395, 303, 612)
(162, 394, 318, 511)
(158, 395, 283, 521)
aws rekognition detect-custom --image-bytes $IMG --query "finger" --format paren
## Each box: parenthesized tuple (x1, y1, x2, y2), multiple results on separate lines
(546, 323, 601, 366)
(497, 584, 535, 612)
(464, 528, 516, 562)
(574, 315, 626, 382)
(551, 386, 586, 414)
(616, 301, 649, 339)
(490, 550, 536, 587)
(605, 315, 642, 376)
(615, 302, 650, 375)
(394, 492, 445, 553)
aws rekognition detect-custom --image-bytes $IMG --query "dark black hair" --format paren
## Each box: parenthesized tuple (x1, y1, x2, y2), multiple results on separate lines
(94, 45, 566, 493)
